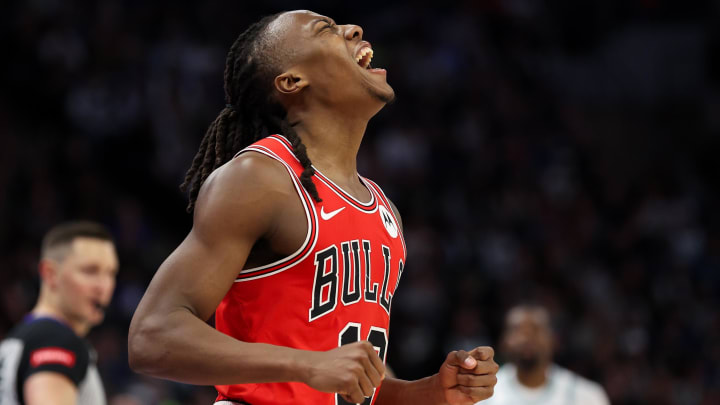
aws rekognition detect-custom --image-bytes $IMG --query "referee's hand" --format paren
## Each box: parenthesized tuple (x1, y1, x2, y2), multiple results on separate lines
(299, 341, 385, 404)
(436, 346, 498, 404)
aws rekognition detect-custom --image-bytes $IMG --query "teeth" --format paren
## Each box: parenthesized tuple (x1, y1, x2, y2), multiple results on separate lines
(356, 47, 373, 68)
(356, 47, 371, 61)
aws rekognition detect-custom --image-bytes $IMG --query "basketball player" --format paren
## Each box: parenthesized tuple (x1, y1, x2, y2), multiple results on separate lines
(477, 305, 610, 405)
(128, 10, 498, 405)
(0, 221, 119, 405)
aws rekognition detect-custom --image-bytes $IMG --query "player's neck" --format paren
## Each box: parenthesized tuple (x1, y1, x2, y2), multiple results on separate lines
(291, 109, 367, 181)
(33, 300, 89, 337)
(516, 362, 550, 388)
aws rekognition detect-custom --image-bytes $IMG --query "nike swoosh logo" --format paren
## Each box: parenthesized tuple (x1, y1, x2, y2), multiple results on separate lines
(320, 206, 345, 220)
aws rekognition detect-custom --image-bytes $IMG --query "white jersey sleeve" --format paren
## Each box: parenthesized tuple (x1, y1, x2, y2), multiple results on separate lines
(573, 377, 611, 405)
(476, 363, 611, 405)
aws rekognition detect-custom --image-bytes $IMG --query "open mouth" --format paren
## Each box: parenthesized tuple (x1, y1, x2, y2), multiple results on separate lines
(93, 301, 106, 313)
(356, 46, 374, 69)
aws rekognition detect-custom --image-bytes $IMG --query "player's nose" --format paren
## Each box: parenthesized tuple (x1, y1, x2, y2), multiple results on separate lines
(343, 24, 363, 41)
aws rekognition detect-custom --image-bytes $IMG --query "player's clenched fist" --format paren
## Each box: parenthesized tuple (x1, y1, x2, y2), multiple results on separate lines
(299, 341, 385, 403)
(437, 346, 498, 404)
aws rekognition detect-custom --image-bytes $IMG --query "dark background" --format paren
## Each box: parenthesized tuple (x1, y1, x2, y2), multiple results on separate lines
(1, 1, 719, 404)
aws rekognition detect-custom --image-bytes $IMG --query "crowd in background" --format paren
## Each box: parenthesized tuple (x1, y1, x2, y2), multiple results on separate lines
(1, 1, 719, 404)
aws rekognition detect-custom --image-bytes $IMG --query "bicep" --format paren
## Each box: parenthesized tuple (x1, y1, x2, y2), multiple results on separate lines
(134, 154, 291, 321)
(24, 372, 77, 405)
(143, 226, 255, 321)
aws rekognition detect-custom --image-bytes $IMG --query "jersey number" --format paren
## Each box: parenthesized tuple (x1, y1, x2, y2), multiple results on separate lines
(336, 323, 388, 405)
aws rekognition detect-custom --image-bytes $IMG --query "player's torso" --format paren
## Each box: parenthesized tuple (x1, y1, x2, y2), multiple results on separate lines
(214, 135, 406, 405)
(486, 365, 591, 405)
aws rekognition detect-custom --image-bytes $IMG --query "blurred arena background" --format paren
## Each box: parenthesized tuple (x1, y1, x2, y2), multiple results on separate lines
(1, 0, 719, 404)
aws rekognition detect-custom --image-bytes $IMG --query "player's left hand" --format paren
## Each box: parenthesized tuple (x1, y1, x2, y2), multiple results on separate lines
(436, 346, 498, 404)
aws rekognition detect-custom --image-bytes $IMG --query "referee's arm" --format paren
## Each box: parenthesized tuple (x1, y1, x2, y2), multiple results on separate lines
(24, 372, 77, 405)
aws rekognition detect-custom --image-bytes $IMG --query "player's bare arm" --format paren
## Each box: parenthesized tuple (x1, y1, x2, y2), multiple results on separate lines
(24, 372, 78, 405)
(128, 152, 385, 398)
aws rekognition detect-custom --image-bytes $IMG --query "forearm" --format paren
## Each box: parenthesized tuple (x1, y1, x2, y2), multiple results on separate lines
(375, 375, 446, 405)
(128, 308, 307, 385)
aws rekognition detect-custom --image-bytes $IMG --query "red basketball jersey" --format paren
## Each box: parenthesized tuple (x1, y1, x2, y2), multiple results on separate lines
(214, 135, 406, 405)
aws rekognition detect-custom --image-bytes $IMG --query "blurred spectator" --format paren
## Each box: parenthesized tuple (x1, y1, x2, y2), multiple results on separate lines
(478, 304, 610, 405)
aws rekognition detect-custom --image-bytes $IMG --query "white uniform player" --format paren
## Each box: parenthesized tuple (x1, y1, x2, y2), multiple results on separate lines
(477, 305, 610, 405)
(482, 363, 609, 405)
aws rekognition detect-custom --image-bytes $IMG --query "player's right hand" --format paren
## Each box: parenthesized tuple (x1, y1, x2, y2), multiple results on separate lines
(299, 341, 385, 403)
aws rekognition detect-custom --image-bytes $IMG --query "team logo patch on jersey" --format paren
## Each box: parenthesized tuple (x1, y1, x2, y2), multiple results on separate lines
(378, 205, 398, 238)
(30, 347, 76, 368)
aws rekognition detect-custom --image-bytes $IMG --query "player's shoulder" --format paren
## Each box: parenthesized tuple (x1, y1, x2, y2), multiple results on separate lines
(495, 363, 517, 378)
(9, 317, 90, 371)
(202, 151, 292, 199)
(194, 150, 294, 215)
(9, 318, 83, 348)
(475, 364, 515, 405)
(192, 150, 300, 238)
(490, 364, 517, 392)
(553, 365, 610, 405)
(10, 318, 91, 389)
(11, 318, 88, 361)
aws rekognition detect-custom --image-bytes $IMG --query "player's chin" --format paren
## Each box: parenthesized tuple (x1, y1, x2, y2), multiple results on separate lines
(381, 86, 395, 104)
(359, 68, 392, 93)
(368, 82, 395, 105)
(87, 306, 106, 324)
(86, 313, 104, 326)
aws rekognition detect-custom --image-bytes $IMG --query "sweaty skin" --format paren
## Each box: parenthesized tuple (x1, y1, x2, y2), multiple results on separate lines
(128, 10, 497, 405)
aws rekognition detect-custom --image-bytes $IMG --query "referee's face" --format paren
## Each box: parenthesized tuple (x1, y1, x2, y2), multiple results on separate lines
(56, 237, 119, 332)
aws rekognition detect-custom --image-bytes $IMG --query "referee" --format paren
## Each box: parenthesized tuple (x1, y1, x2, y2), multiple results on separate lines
(478, 305, 610, 405)
(0, 221, 118, 405)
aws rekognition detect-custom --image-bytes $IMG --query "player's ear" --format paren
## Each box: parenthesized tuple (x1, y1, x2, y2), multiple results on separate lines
(274, 70, 308, 95)
(38, 259, 60, 289)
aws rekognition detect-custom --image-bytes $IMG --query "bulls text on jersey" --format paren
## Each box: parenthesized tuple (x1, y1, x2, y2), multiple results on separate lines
(310, 240, 404, 322)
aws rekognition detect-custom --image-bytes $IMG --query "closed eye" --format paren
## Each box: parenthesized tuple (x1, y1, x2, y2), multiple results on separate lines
(81, 266, 100, 275)
(315, 18, 338, 34)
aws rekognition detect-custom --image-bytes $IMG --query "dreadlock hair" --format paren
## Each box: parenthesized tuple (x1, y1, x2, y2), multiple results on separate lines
(181, 13, 321, 212)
